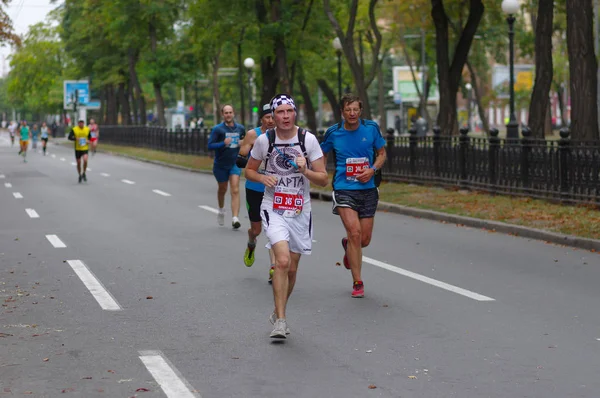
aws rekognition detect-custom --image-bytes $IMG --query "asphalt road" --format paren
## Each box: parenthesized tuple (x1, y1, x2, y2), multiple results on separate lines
(1, 133, 600, 398)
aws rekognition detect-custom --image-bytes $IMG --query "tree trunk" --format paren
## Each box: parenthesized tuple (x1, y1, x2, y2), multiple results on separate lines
(104, 84, 117, 125)
(128, 80, 138, 125)
(299, 78, 317, 133)
(317, 79, 341, 124)
(129, 49, 146, 125)
(149, 21, 166, 127)
(566, 0, 599, 140)
(271, 0, 290, 93)
(554, 82, 566, 127)
(211, 52, 221, 125)
(528, 0, 553, 139)
(118, 81, 130, 126)
(255, 0, 279, 106)
(466, 61, 489, 135)
(323, 0, 383, 120)
(431, 0, 484, 135)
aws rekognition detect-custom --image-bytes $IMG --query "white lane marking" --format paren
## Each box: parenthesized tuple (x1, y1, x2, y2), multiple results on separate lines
(4, 183, 12, 188)
(139, 351, 198, 398)
(100, 173, 110, 177)
(51, 154, 56, 158)
(60, 157, 66, 161)
(66, 260, 122, 311)
(121, 179, 135, 185)
(363, 256, 495, 302)
(71, 162, 76, 166)
(312, 240, 317, 243)
(25, 209, 39, 218)
(0, 174, 4, 179)
(153, 189, 171, 197)
(46, 234, 66, 248)
(86, 168, 92, 171)
(13, 192, 23, 199)
(199, 205, 219, 214)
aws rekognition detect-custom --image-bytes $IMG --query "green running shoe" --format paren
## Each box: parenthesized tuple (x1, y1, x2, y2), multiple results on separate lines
(244, 244, 256, 267)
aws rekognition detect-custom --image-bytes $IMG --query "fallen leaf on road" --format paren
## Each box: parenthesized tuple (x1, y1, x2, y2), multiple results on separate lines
(23, 391, 32, 394)
(408, 375, 417, 379)
(0, 333, 13, 337)
(82, 377, 92, 380)
(335, 262, 341, 266)
(146, 296, 153, 299)
(368, 385, 377, 389)
(61, 388, 74, 393)
(231, 357, 240, 359)
(135, 388, 150, 392)
(107, 370, 115, 374)
(43, 358, 49, 362)
(382, 304, 388, 307)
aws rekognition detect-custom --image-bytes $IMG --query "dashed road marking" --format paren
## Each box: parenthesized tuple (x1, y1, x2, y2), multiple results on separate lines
(4, 183, 12, 188)
(46, 234, 66, 248)
(66, 260, 122, 311)
(13, 192, 23, 199)
(139, 351, 199, 398)
(153, 189, 171, 197)
(121, 179, 135, 185)
(363, 256, 495, 302)
(199, 205, 219, 214)
(100, 173, 110, 177)
(25, 209, 39, 218)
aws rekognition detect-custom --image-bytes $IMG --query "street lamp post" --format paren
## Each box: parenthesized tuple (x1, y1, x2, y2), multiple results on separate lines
(332, 37, 343, 102)
(502, 0, 520, 140)
(243, 57, 255, 127)
(465, 83, 472, 132)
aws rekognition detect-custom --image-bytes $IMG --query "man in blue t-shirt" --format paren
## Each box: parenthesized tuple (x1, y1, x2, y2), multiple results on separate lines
(208, 104, 245, 229)
(321, 93, 387, 298)
(237, 104, 277, 280)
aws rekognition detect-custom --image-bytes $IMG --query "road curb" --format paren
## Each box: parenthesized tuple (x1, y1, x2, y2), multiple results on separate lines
(309, 190, 600, 252)
(101, 150, 600, 252)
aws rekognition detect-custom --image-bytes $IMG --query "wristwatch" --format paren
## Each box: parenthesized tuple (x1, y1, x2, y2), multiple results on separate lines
(371, 166, 378, 172)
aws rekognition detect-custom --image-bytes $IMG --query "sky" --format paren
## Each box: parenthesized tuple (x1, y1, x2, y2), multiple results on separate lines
(0, 0, 57, 76)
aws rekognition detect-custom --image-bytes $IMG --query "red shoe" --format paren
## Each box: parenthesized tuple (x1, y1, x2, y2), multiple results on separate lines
(341, 238, 350, 270)
(352, 281, 364, 298)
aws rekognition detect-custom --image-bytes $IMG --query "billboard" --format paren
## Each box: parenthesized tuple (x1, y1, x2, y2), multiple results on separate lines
(392, 66, 439, 104)
(63, 80, 90, 110)
(492, 65, 534, 98)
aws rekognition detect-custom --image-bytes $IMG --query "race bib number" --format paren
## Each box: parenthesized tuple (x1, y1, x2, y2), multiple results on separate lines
(346, 157, 369, 181)
(91, 132, 97, 138)
(78, 137, 87, 146)
(273, 186, 303, 217)
(226, 132, 239, 148)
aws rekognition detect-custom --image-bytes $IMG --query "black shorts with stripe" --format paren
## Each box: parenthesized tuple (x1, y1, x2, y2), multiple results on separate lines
(246, 188, 264, 222)
(332, 188, 379, 218)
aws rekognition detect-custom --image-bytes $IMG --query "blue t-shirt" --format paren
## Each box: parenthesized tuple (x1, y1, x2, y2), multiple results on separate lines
(245, 127, 265, 193)
(208, 122, 245, 169)
(320, 119, 386, 190)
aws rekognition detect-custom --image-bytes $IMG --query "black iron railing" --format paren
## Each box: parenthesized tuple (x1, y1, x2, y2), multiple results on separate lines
(100, 125, 600, 205)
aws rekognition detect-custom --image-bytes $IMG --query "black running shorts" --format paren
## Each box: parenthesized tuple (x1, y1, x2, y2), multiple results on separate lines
(332, 188, 379, 218)
(246, 187, 264, 223)
(75, 150, 88, 159)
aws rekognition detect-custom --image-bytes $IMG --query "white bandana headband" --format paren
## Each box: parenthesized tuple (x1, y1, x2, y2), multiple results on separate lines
(270, 94, 296, 114)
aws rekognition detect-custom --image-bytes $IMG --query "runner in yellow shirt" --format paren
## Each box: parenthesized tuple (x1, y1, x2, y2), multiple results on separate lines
(68, 120, 92, 183)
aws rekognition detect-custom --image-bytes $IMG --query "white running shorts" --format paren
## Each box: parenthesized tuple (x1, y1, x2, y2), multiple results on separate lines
(261, 206, 313, 255)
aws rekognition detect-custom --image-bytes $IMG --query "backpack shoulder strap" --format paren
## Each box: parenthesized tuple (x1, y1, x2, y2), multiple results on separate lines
(265, 128, 277, 167)
(297, 127, 307, 156)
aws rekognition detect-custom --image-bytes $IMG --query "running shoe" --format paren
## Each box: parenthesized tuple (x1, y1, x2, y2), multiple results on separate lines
(352, 281, 365, 298)
(270, 319, 287, 339)
(269, 311, 290, 334)
(82, 173, 87, 182)
(232, 216, 241, 229)
(217, 211, 225, 226)
(78, 175, 82, 183)
(341, 238, 350, 270)
(268, 266, 275, 284)
(244, 243, 256, 267)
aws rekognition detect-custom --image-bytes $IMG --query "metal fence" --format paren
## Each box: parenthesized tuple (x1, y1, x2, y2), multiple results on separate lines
(100, 125, 600, 205)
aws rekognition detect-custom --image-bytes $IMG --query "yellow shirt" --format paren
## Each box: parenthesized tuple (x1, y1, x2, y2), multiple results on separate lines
(73, 126, 91, 150)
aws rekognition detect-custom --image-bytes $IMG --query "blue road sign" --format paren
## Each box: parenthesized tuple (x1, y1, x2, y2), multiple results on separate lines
(64, 80, 90, 110)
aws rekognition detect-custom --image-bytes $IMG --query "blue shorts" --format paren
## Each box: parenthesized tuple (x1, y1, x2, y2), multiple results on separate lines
(213, 165, 241, 183)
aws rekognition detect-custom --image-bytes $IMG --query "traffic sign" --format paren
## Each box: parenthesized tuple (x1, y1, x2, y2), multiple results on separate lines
(64, 80, 90, 110)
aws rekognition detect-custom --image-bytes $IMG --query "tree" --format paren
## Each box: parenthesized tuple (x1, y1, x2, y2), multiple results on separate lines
(431, 0, 484, 136)
(526, 0, 553, 139)
(566, 0, 598, 140)
(323, 0, 383, 119)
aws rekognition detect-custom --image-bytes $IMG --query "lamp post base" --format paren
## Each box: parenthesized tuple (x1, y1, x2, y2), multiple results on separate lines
(506, 120, 519, 140)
